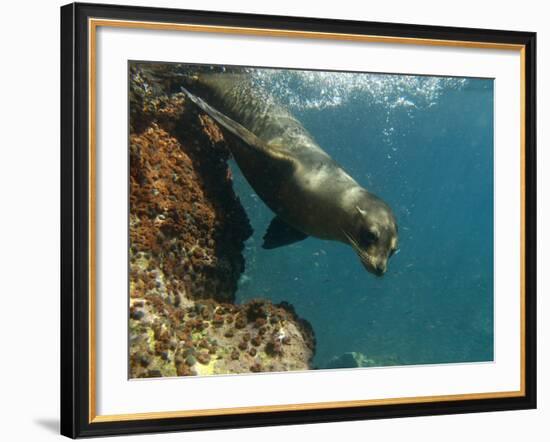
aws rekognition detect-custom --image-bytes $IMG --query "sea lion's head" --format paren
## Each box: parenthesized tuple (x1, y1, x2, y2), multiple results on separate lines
(342, 194, 398, 276)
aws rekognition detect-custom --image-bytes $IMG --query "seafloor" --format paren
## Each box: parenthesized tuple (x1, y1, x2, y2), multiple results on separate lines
(128, 63, 316, 378)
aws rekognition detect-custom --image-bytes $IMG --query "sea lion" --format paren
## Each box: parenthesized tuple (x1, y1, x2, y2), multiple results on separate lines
(181, 72, 398, 276)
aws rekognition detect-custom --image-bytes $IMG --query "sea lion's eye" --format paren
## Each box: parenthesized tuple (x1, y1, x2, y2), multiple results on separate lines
(361, 230, 378, 244)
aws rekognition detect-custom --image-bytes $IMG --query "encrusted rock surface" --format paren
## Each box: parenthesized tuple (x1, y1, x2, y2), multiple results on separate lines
(128, 63, 315, 378)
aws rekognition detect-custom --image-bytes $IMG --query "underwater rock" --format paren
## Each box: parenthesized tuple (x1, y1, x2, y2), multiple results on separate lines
(129, 292, 316, 377)
(324, 352, 403, 370)
(129, 63, 315, 378)
(324, 352, 374, 369)
(129, 81, 251, 303)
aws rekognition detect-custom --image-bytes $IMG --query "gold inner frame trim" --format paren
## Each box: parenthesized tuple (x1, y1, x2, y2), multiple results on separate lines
(88, 17, 527, 424)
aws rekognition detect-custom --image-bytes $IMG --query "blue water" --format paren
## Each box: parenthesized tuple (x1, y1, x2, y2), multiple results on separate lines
(231, 69, 494, 369)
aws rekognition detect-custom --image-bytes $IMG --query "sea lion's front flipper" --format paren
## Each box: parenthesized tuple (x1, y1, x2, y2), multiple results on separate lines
(181, 86, 294, 167)
(262, 216, 308, 249)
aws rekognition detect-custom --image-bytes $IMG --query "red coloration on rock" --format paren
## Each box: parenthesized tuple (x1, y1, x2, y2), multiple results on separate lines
(128, 63, 315, 378)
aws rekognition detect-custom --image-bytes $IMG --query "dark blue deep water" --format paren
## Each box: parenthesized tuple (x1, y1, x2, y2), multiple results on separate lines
(231, 69, 494, 369)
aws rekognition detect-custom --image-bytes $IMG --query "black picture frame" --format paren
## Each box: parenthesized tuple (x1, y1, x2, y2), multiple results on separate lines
(61, 2, 537, 438)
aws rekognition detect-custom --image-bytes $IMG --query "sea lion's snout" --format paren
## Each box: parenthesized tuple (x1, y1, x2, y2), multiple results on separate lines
(344, 229, 395, 277)
(372, 261, 387, 277)
(359, 254, 388, 277)
(344, 198, 398, 277)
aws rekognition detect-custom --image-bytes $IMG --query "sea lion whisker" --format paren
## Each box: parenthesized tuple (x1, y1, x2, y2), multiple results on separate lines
(341, 229, 357, 248)
(342, 229, 377, 267)
(342, 229, 365, 257)
(344, 232, 362, 255)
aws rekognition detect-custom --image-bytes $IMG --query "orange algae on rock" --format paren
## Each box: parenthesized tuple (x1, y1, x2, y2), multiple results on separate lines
(128, 62, 315, 378)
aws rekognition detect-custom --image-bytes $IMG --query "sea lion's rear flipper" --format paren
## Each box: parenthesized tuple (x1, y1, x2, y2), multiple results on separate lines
(262, 217, 308, 249)
(181, 86, 295, 168)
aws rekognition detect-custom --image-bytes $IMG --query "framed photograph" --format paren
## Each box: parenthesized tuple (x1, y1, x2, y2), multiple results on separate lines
(60, 2, 536, 438)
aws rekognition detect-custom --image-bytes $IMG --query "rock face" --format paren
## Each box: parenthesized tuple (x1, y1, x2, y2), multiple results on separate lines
(128, 63, 316, 378)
